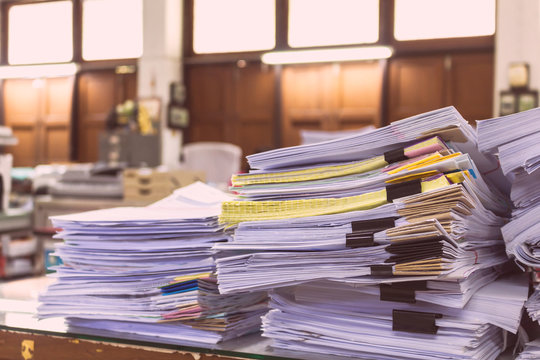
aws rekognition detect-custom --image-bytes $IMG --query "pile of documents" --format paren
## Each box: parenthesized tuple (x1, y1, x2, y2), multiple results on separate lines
(214, 107, 526, 358)
(477, 107, 540, 268)
(263, 274, 528, 360)
(38, 182, 266, 344)
(477, 108, 540, 355)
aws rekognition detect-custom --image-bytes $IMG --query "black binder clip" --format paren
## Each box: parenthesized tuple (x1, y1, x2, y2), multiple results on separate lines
(351, 217, 396, 232)
(379, 281, 428, 304)
(346, 217, 397, 248)
(386, 179, 422, 202)
(392, 309, 442, 335)
(370, 265, 393, 276)
(384, 148, 408, 164)
(345, 232, 374, 248)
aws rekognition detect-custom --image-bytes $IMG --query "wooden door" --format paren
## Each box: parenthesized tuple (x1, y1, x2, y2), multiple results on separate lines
(281, 64, 331, 147)
(334, 61, 383, 129)
(41, 77, 73, 163)
(234, 63, 275, 159)
(4, 77, 73, 166)
(77, 70, 136, 162)
(185, 63, 276, 168)
(281, 62, 383, 147)
(3, 79, 41, 166)
(388, 55, 446, 123)
(449, 52, 494, 123)
(186, 64, 234, 143)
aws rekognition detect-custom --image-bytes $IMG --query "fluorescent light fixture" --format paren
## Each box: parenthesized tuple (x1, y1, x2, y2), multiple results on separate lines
(0, 63, 78, 79)
(261, 46, 393, 65)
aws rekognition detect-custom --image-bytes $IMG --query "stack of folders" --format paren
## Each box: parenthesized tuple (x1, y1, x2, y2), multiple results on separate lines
(477, 108, 540, 333)
(477, 107, 540, 269)
(215, 107, 528, 359)
(37, 182, 267, 345)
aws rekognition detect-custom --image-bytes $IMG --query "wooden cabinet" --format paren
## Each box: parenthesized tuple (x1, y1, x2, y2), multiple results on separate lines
(186, 63, 276, 168)
(388, 52, 493, 124)
(77, 70, 137, 163)
(281, 61, 383, 147)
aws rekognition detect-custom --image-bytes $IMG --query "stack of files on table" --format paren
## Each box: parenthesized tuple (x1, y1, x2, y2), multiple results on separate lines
(262, 274, 528, 360)
(477, 107, 540, 269)
(37, 182, 267, 344)
(214, 107, 523, 359)
(477, 108, 540, 351)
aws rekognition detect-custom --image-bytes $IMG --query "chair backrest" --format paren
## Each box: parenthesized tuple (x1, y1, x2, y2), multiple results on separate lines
(181, 142, 242, 186)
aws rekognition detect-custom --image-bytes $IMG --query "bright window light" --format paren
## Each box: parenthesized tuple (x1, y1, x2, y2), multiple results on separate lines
(83, 0, 143, 61)
(261, 46, 392, 65)
(193, 0, 275, 54)
(288, 0, 379, 48)
(394, 0, 496, 41)
(8, 1, 73, 65)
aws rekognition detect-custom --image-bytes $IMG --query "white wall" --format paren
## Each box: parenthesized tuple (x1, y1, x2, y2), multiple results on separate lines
(495, 0, 540, 116)
(138, 0, 183, 168)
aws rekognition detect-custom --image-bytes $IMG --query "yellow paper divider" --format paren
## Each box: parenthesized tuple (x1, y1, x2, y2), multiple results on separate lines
(404, 136, 447, 154)
(385, 170, 440, 184)
(386, 153, 443, 175)
(172, 272, 212, 283)
(221, 175, 452, 225)
(231, 156, 387, 186)
(220, 189, 388, 224)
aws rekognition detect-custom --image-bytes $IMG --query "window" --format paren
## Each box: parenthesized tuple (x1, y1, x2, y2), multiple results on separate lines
(82, 0, 143, 61)
(288, 0, 379, 48)
(193, 0, 275, 54)
(394, 0, 496, 41)
(8, 1, 73, 64)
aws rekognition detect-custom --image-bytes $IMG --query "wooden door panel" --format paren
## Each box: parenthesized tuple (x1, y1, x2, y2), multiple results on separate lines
(43, 126, 70, 163)
(9, 126, 38, 167)
(4, 80, 40, 123)
(335, 62, 383, 130)
(42, 77, 73, 163)
(237, 121, 274, 159)
(281, 64, 330, 147)
(388, 56, 446, 122)
(4, 80, 41, 166)
(235, 64, 275, 158)
(449, 53, 494, 123)
(186, 65, 234, 144)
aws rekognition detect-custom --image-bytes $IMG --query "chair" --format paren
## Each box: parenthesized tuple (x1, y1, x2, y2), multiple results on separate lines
(181, 142, 242, 189)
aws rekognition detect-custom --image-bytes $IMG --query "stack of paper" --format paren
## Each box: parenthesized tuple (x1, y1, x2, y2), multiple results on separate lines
(217, 146, 510, 294)
(37, 182, 266, 344)
(213, 107, 521, 358)
(247, 106, 509, 192)
(262, 274, 528, 360)
(477, 108, 540, 268)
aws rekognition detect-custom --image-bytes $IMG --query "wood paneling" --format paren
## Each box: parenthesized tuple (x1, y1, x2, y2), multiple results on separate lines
(282, 62, 383, 147)
(449, 53, 494, 122)
(388, 52, 494, 124)
(186, 63, 276, 167)
(77, 71, 136, 162)
(4, 77, 73, 166)
(388, 56, 446, 122)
